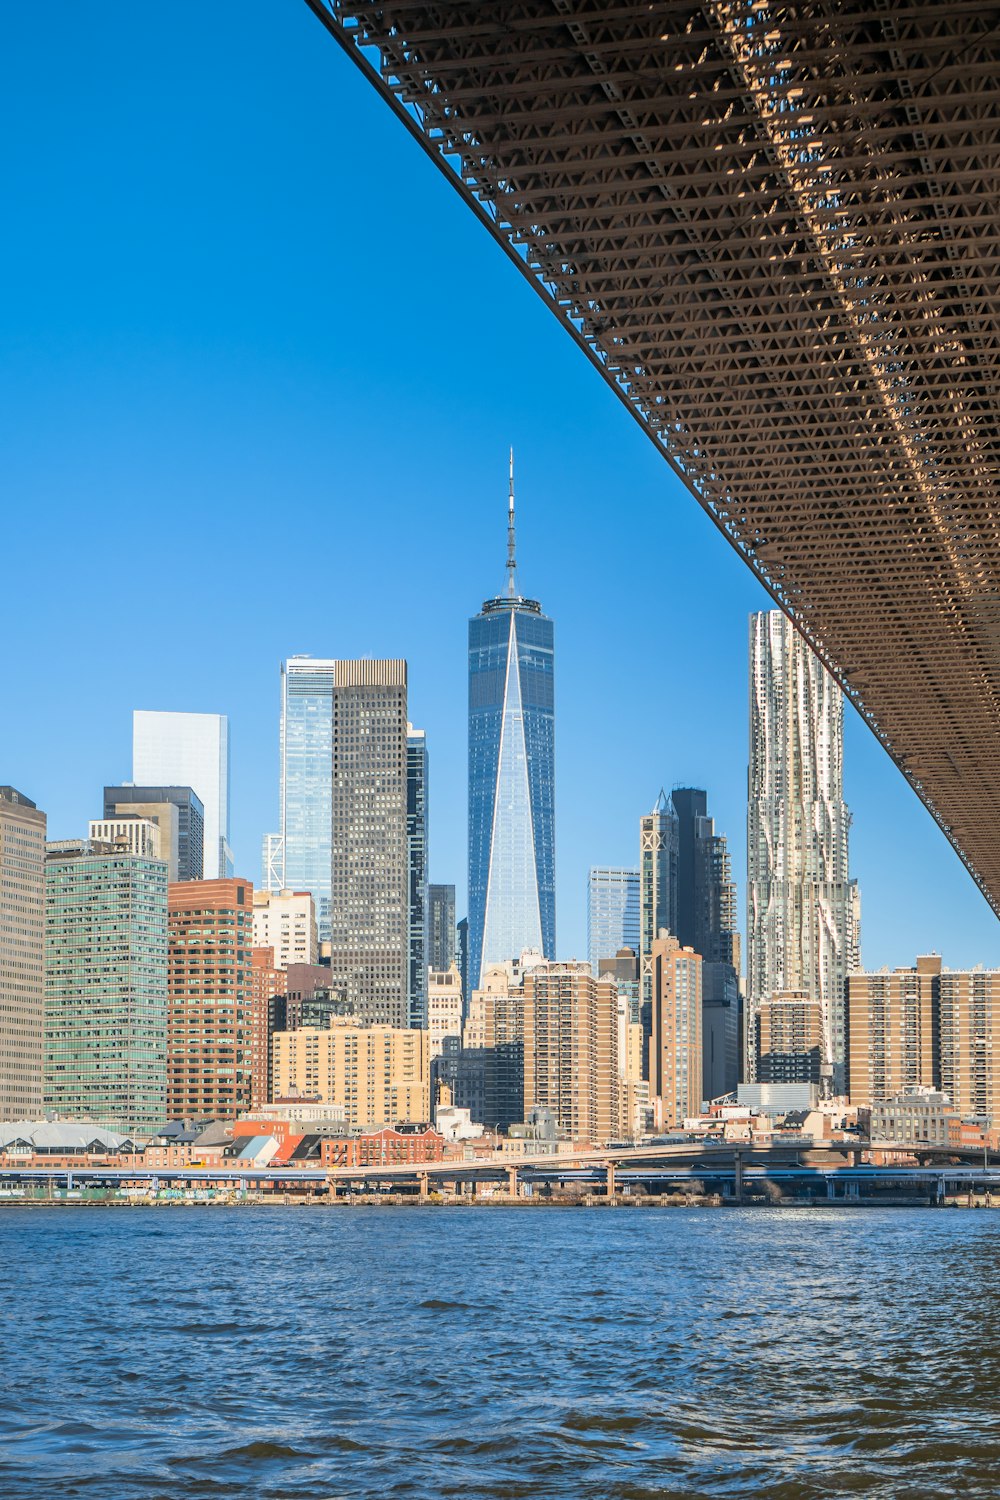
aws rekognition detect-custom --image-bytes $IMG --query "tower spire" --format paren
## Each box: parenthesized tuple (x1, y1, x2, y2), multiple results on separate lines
(506, 446, 517, 597)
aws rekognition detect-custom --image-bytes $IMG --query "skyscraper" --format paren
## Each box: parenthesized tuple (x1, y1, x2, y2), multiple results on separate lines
(468, 455, 555, 990)
(671, 787, 740, 1099)
(456, 915, 469, 1015)
(428, 884, 456, 973)
(407, 725, 429, 1029)
(649, 931, 703, 1129)
(45, 836, 168, 1133)
(587, 867, 640, 976)
(330, 659, 409, 1026)
(263, 657, 337, 941)
(639, 792, 678, 1011)
(747, 610, 860, 1092)
(133, 712, 231, 879)
(672, 788, 740, 970)
(0, 787, 46, 1120)
(168, 878, 253, 1120)
(103, 784, 205, 884)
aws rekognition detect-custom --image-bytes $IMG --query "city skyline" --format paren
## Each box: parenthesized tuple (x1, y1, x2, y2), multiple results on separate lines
(3, 5, 999, 972)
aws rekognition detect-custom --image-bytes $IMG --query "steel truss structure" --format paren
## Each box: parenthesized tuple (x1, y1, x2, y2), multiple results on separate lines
(305, 0, 1000, 915)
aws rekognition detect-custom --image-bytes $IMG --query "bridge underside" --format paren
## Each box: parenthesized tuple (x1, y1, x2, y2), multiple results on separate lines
(306, 0, 1000, 912)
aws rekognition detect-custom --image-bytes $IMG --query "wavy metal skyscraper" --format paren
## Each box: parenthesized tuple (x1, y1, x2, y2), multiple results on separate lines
(468, 456, 555, 992)
(747, 611, 861, 1094)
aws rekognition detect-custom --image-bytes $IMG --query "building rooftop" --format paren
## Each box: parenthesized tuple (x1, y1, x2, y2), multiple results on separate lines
(0, 787, 37, 809)
(0, 1121, 132, 1152)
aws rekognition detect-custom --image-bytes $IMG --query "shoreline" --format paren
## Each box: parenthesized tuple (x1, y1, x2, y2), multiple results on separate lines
(1, 1193, 993, 1210)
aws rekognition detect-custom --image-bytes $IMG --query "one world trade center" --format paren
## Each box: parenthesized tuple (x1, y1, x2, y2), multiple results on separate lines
(468, 455, 556, 992)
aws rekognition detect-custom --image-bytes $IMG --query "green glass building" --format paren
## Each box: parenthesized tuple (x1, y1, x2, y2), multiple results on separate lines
(44, 840, 168, 1134)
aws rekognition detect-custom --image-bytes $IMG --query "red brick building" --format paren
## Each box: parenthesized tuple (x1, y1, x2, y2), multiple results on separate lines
(168, 879, 253, 1120)
(321, 1127, 446, 1169)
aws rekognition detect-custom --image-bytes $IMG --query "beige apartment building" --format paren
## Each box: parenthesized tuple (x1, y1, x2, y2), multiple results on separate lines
(457, 957, 620, 1143)
(847, 955, 1000, 1128)
(104, 797, 181, 882)
(617, 993, 648, 1139)
(427, 963, 464, 1060)
(0, 788, 46, 1120)
(846, 956, 939, 1109)
(649, 931, 702, 1129)
(88, 817, 163, 863)
(252, 888, 318, 970)
(271, 1017, 429, 1130)
(939, 968, 1000, 1123)
(521, 962, 619, 1146)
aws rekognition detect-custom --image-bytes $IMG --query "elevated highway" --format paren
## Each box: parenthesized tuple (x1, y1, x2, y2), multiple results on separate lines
(1, 1136, 989, 1200)
(305, 1, 1000, 912)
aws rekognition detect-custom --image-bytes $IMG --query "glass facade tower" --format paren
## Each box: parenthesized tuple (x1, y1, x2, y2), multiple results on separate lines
(132, 711, 231, 879)
(267, 657, 337, 942)
(428, 884, 457, 973)
(468, 460, 555, 991)
(587, 867, 640, 976)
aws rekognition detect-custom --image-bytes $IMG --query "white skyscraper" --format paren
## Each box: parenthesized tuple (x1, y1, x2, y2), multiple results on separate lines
(747, 611, 860, 1094)
(133, 711, 232, 880)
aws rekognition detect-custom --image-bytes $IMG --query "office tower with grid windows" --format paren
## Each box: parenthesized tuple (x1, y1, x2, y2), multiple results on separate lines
(329, 659, 409, 1027)
(103, 784, 204, 884)
(45, 837, 168, 1133)
(0, 787, 47, 1120)
(468, 456, 555, 991)
(747, 610, 860, 1093)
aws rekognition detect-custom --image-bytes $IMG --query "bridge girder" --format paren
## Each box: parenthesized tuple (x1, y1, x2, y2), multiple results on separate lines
(306, 0, 1000, 914)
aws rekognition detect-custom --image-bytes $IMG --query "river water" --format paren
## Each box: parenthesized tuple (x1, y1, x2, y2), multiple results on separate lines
(0, 1204, 997, 1498)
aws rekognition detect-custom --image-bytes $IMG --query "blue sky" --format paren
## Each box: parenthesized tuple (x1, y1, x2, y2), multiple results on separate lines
(2, 3, 998, 969)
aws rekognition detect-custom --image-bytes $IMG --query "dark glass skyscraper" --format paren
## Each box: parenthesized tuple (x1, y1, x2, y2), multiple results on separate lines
(468, 456, 555, 992)
(428, 884, 456, 973)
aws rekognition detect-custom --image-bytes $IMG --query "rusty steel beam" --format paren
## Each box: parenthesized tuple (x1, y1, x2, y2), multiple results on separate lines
(303, 0, 1000, 917)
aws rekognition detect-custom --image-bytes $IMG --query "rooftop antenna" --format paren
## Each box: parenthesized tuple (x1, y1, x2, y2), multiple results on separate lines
(506, 446, 517, 597)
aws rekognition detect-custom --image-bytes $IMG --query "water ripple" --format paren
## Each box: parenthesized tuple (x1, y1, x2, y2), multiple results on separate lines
(0, 1205, 998, 1497)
